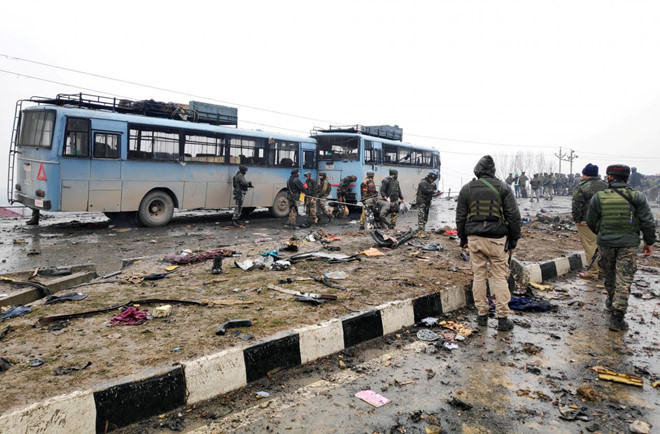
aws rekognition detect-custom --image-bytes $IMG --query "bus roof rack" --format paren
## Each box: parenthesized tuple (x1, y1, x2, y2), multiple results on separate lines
(312, 124, 403, 141)
(30, 93, 238, 126)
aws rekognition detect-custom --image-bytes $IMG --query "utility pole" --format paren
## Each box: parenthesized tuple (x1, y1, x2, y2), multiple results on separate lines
(555, 147, 567, 174)
(566, 149, 578, 174)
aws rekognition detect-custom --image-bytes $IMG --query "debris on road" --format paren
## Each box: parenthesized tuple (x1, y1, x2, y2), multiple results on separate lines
(589, 366, 643, 387)
(216, 319, 253, 336)
(267, 283, 337, 301)
(163, 248, 236, 265)
(152, 305, 172, 318)
(44, 292, 88, 305)
(54, 361, 91, 376)
(1, 305, 31, 321)
(359, 248, 384, 257)
(529, 282, 553, 291)
(416, 329, 440, 341)
(371, 230, 414, 249)
(355, 389, 391, 407)
(439, 320, 473, 337)
(110, 307, 148, 326)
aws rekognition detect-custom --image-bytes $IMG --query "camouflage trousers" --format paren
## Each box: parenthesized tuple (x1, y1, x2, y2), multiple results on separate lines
(287, 197, 299, 225)
(417, 200, 431, 230)
(232, 195, 243, 221)
(305, 198, 317, 224)
(598, 246, 637, 313)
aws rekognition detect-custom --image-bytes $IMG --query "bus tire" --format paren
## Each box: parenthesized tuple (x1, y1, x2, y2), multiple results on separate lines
(269, 190, 289, 218)
(138, 190, 174, 227)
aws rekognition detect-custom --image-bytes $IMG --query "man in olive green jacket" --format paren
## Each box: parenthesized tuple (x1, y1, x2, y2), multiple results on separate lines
(586, 164, 656, 331)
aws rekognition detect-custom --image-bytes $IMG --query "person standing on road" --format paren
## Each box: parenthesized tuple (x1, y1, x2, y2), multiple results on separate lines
(317, 172, 332, 222)
(629, 167, 644, 189)
(456, 155, 522, 331)
(285, 169, 306, 229)
(513, 173, 520, 198)
(530, 174, 541, 202)
(586, 164, 656, 331)
(359, 171, 378, 230)
(571, 163, 607, 280)
(304, 171, 318, 225)
(518, 171, 528, 198)
(336, 175, 357, 218)
(380, 168, 404, 227)
(232, 165, 253, 226)
(416, 171, 440, 232)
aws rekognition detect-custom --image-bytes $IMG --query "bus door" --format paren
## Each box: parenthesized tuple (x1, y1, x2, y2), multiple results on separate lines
(89, 119, 124, 212)
(59, 117, 92, 211)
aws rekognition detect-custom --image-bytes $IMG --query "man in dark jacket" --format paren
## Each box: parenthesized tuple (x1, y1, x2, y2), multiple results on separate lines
(336, 175, 357, 218)
(304, 171, 318, 225)
(359, 171, 378, 229)
(232, 165, 253, 226)
(317, 172, 332, 221)
(285, 169, 306, 228)
(586, 164, 656, 331)
(416, 172, 440, 231)
(571, 163, 607, 280)
(456, 155, 522, 331)
(380, 169, 404, 227)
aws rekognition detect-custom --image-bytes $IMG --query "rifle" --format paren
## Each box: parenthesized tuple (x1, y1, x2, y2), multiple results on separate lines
(585, 247, 599, 271)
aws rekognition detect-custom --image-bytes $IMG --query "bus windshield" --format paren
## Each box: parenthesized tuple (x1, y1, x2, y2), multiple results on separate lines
(18, 110, 55, 148)
(316, 136, 359, 161)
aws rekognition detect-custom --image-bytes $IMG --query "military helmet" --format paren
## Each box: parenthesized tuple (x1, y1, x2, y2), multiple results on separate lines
(319, 172, 326, 178)
(239, 165, 248, 172)
(304, 171, 312, 177)
(366, 171, 375, 177)
(389, 169, 398, 176)
(606, 164, 630, 178)
(350, 175, 357, 182)
(428, 172, 438, 180)
(291, 169, 300, 175)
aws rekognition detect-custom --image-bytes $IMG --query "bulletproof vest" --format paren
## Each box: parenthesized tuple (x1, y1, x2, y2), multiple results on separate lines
(467, 178, 504, 222)
(598, 189, 639, 235)
(383, 177, 400, 200)
(530, 178, 540, 188)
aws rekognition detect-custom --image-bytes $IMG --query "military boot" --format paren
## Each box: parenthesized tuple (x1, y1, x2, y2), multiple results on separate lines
(609, 311, 628, 331)
(476, 315, 488, 326)
(497, 317, 514, 331)
(605, 295, 613, 311)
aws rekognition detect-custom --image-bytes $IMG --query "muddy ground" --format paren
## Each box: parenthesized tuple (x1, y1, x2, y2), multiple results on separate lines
(0, 196, 658, 417)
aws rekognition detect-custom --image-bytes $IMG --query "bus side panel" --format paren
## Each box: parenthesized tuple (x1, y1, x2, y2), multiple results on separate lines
(89, 119, 125, 212)
(60, 158, 91, 211)
(182, 182, 206, 209)
(89, 181, 121, 212)
(203, 165, 232, 209)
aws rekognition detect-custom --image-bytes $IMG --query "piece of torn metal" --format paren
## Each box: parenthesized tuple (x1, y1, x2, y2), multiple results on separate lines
(44, 292, 88, 305)
(589, 366, 643, 387)
(370, 230, 414, 249)
(54, 361, 92, 376)
(216, 319, 253, 336)
(289, 252, 360, 264)
(267, 283, 337, 300)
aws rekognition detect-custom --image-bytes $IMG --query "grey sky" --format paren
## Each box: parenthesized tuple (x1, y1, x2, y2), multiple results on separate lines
(2, 0, 660, 203)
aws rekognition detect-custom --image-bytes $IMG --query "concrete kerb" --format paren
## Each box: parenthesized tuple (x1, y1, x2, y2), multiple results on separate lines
(2, 253, 584, 432)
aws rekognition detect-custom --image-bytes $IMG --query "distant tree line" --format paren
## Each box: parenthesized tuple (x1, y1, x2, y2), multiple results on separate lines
(493, 151, 558, 179)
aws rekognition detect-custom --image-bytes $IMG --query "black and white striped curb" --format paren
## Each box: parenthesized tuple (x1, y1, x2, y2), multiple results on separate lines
(511, 251, 586, 285)
(0, 286, 467, 433)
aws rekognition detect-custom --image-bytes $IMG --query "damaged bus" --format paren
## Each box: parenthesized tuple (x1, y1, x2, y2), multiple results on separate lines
(312, 125, 441, 203)
(7, 93, 317, 226)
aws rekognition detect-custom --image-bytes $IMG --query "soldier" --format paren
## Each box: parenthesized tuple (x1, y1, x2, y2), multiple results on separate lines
(416, 172, 440, 231)
(232, 165, 253, 226)
(380, 168, 404, 227)
(376, 197, 398, 229)
(518, 171, 528, 198)
(586, 164, 656, 331)
(285, 169, 306, 229)
(529, 173, 541, 202)
(505, 173, 514, 186)
(359, 171, 378, 230)
(513, 173, 520, 198)
(317, 172, 332, 221)
(336, 175, 357, 217)
(629, 167, 644, 189)
(456, 155, 521, 331)
(304, 171, 318, 225)
(571, 163, 607, 280)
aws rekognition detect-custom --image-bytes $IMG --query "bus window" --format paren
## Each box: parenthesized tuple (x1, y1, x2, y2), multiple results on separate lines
(128, 127, 179, 160)
(412, 149, 433, 167)
(364, 141, 382, 164)
(63, 118, 90, 157)
(316, 136, 359, 161)
(383, 144, 397, 164)
(303, 150, 315, 169)
(18, 110, 55, 148)
(228, 135, 267, 166)
(93, 133, 120, 159)
(269, 140, 298, 167)
(397, 147, 412, 165)
(184, 133, 225, 163)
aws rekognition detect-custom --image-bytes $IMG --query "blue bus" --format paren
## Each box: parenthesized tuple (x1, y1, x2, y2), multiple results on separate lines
(7, 94, 317, 226)
(312, 125, 441, 203)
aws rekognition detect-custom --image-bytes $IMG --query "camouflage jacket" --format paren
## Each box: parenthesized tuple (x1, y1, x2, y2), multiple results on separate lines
(571, 177, 607, 222)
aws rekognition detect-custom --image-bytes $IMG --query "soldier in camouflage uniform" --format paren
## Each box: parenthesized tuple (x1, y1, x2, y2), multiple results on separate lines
(285, 169, 306, 228)
(416, 172, 440, 231)
(586, 164, 656, 331)
(359, 171, 378, 229)
(304, 171, 318, 225)
(336, 175, 357, 218)
(571, 163, 607, 280)
(232, 165, 253, 226)
(316, 173, 332, 222)
(380, 168, 404, 227)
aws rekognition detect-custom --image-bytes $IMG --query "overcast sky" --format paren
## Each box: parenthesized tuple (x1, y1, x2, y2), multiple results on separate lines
(2, 0, 660, 204)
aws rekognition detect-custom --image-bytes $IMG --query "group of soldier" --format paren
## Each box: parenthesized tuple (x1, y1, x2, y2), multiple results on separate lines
(231, 166, 441, 231)
(457, 156, 655, 333)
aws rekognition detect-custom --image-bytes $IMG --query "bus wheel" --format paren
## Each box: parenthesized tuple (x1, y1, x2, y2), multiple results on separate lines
(269, 191, 289, 218)
(138, 190, 174, 227)
(104, 211, 137, 226)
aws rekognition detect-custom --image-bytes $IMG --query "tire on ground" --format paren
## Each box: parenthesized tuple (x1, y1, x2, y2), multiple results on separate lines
(269, 190, 289, 218)
(137, 190, 175, 227)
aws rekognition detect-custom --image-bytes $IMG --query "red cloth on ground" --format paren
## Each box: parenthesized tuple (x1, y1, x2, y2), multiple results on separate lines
(110, 307, 148, 325)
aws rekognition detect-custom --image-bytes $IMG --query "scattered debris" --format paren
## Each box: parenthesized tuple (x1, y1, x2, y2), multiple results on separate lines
(576, 385, 599, 401)
(216, 319, 253, 336)
(589, 366, 643, 387)
(312, 275, 346, 291)
(629, 420, 652, 434)
(522, 343, 543, 355)
(443, 342, 459, 350)
(408, 240, 444, 251)
(211, 256, 223, 275)
(359, 248, 385, 257)
(529, 282, 553, 291)
(279, 241, 299, 252)
(416, 329, 440, 341)
(355, 389, 390, 407)
(371, 230, 414, 249)
(447, 391, 472, 410)
(255, 391, 270, 399)
(420, 317, 438, 327)
(508, 296, 556, 312)
(54, 361, 91, 376)
(289, 252, 360, 264)
(439, 320, 473, 337)
(0, 357, 11, 372)
(1, 305, 31, 321)
(0, 326, 12, 341)
(267, 283, 337, 301)
(110, 307, 148, 326)
(29, 358, 44, 367)
(558, 393, 592, 421)
(152, 305, 172, 318)
(163, 248, 236, 265)
(44, 292, 88, 305)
